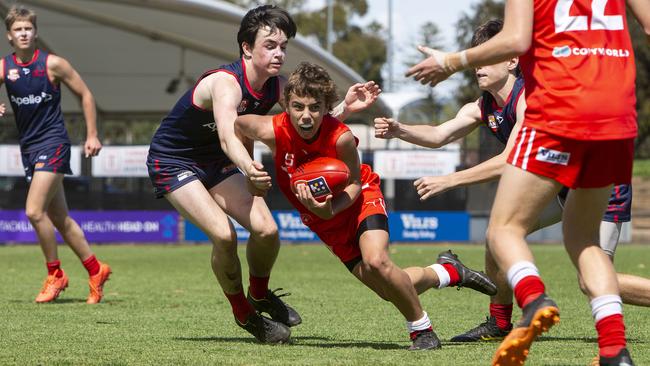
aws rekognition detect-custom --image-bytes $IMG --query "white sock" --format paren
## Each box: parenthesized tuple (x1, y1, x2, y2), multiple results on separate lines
(429, 264, 450, 289)
(591, 295, 623, 322)
(406, 311, 431, 333)
(506, 261, 540, 289)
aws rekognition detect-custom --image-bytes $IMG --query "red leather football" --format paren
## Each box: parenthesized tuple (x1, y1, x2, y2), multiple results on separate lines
(290, 157, 350, 202)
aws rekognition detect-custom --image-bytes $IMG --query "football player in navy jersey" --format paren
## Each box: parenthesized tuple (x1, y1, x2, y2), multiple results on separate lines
(0, 6, 110, 304)
(147, 5, 380, 344)
(375, 19, 650, 344)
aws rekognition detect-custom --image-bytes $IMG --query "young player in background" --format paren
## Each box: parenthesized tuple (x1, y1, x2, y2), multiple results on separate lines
(376, 19, 650, 345)
(236, 62, 497, 350)
(0, 5, 110, 304)
(405, 0, 650, 364)
(147, 5, 380, 344)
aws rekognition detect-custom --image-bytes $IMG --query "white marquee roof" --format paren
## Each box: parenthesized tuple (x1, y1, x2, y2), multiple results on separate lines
(0, 0, 390, 118)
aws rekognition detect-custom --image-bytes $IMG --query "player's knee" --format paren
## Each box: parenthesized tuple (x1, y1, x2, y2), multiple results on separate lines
(251, 222, 279, 243)
(25, 207, 47, 223)
(362, 254, 392, 276)
(208, 228, 237, 249)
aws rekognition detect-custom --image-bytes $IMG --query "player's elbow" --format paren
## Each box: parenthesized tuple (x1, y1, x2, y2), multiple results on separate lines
(508, 34, 531, 56)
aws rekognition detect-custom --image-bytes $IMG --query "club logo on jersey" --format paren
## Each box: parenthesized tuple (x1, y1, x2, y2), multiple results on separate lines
(10, 92, 53, 106)
(552, 46, 571, 58)
(487, 115, 498, 132)
(294, 176, 332, 199)
(176, 170, 196, 181)
(7, 68, 20, 81)
(536, 147, 570, 166)
(202, 122, 217, 132)
(281, 153, 296, 174)
(237, 99, 249, 113)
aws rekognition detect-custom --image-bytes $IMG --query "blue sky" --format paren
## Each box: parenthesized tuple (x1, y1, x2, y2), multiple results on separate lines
(304, 0, 482, 96)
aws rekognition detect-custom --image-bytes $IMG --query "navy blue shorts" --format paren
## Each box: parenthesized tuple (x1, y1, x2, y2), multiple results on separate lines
(558, 184, 631, 223)
(21, 143, 72, 182)
(146, 152, 240, 198)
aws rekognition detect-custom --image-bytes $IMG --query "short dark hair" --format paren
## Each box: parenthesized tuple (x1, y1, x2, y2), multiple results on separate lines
(237, 5, 297, 56)
(471, 19, 520, 76)
(5, 5, 37, 30)
(284, 62, 338, 111)
(471, 19, 502, 47)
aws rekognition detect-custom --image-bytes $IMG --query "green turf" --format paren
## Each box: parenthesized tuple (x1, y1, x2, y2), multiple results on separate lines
(1, 243, 649, 365)
(633, 159, 650, 177)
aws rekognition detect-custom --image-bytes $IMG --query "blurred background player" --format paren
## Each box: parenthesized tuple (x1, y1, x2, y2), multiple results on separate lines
(376, 19, 650, 344)
(147, 5, 380, 344)
(236, 62, 497, 350)
(405, 0, 650, 365)
(0, 5, 110, 304)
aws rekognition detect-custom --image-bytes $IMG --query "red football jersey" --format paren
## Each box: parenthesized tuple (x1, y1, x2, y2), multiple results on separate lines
(273, 112, 382, 232)
(520, 0, 637, 140)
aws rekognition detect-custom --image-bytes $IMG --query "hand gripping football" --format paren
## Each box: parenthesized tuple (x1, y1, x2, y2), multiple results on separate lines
(290, 157, 350, 202)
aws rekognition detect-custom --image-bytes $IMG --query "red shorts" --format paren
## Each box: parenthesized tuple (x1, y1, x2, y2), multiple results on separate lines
(310, 186, 387, 264)
(508, 127, 634, 189)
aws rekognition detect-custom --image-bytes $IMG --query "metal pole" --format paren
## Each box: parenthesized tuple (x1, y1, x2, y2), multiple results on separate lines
(387, 0, 394, 92)
(327, 0, 334, 53)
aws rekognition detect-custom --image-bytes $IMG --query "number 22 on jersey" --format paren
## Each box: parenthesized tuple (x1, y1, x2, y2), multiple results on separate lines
(554, 0, 624, 33)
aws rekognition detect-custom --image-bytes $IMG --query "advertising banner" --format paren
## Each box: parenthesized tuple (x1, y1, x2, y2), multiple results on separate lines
(373, 148, 460, 179)
(388, 211, 469, 242)
(0, 144, 81, 176)
(184, 210, 317, 242)
(0, 210, 178, 243)
(91, 146, 149, 177)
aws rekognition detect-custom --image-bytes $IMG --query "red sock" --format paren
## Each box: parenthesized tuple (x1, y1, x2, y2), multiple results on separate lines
(249, 275, 270, 300)
(82, 255, 100, 276)
(513, 275, 545, 308)
(46, 260, 62, 277)
(490, 303, 513, 330)
(225, 291, 255, 323)
(441, 264, 461, 286)
(596, 314, 626, 357)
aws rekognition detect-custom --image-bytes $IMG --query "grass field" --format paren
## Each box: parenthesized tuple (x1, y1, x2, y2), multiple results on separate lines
(1, 243, 649, 366)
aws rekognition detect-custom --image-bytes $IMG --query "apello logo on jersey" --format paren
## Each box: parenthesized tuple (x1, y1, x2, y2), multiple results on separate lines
(10, 92, 53, 106)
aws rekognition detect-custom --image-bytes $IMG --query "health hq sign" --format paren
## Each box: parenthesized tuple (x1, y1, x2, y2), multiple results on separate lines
(0, 210, 178, 243)
(388, 211, 469, 242)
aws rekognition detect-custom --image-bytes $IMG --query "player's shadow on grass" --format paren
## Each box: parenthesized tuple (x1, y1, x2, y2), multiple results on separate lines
(9, 298, 125, 304)
(175, 336, 405, 349)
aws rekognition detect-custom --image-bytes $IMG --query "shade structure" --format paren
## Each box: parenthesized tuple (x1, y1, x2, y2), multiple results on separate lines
(0, 0, 390, 120)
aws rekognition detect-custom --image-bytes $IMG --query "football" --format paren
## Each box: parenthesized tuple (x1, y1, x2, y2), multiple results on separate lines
(290, 157, 350, 202)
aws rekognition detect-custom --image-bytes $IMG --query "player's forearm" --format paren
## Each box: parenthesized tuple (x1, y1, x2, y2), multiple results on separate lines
(330, 102, 348, 120)
(81, 92, 98, 138)
(330, 182, 361, 217)
(397, 124, 445, 148)
(448, 154, 507, 188)
(220, 136, 254, 173)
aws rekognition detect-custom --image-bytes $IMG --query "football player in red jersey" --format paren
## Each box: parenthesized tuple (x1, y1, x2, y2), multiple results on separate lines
(379, 19, 650, 345)
(406, 1, 650, 365)
(236, 62, 497, 350)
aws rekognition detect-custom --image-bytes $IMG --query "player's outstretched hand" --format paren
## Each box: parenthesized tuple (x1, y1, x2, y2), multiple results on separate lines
(84, 136, 102, 158)
(344, 81, 381, 114)
(414, 175, 453, 201)
(0, 103, 6, 117)
(294, 183, 334, 219)
(246, 161, 272, 196)
(374, 117, 400, 139)
(405, 46, 454, 87)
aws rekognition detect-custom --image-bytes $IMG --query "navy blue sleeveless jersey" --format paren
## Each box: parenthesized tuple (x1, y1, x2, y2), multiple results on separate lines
(479, 77, 524, 145)
(149, 58, 279, 161)
(3, 49, 68, 152)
